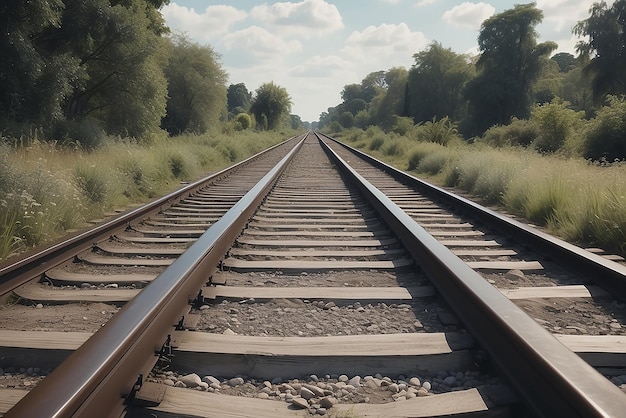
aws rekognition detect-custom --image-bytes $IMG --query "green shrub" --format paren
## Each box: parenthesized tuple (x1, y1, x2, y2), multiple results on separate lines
(531, 100, 584, 154)
(390, 116, 415, 136)
(416, 117, 461, 145)
(583, 96, 626, 161)
(369, 136, 385, 151)
(417, 152, 447, 175)
(481, 118, 540, 148)
(233, 113, 252, 131)
(382, 139, 404, 156)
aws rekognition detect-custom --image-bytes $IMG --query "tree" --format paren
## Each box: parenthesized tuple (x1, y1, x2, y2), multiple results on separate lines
(407, 42, 474, 124)
(249, 82, 292, 130)
(0, 0, 171, 140)
(162, 34, 227, 135)
(574, 0, 626, 102)
(551, 52, 577, 73)
(227, 83, 252, 115)
(369, 67, 409, 129)
(463, 3, 557, 135)
(0, 0, 81, 130)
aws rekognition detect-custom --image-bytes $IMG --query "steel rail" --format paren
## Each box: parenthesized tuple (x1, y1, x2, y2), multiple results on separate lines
(4, 135, 306, 418)
(316, 131, 626, 299)
(0, 135, 302, 298)
(316, 132, 626, 417)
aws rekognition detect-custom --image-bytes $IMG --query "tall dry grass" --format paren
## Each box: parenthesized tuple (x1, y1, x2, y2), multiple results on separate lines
(337, 129, 626, 256)
(0, 130, 291, 260)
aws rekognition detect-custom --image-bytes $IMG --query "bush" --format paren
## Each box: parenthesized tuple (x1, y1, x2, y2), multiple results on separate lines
(233, 113, 252, 131)
(583, 96, 626, 161)
(416, 117, 462, 145)
(481, 118, 539, 148)
(531, 100, 584, 154)
(369, 136, 385, 151)
(390, 116, 415, 136)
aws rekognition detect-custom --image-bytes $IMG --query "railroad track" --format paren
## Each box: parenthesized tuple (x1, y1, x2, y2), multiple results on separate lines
(1, 132, 626, 417)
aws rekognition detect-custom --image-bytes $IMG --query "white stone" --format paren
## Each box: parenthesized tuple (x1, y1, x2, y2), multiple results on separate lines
(348, 376, 361, 387)
(202, 375, 220, 385)
(319, 396, 337, 409)
(179, 373, 201, 388)
(300, 387, 316, 400)
(409, 377, 420, 387)
(228, 377, 244, 386)
(292, 397, 310, 409)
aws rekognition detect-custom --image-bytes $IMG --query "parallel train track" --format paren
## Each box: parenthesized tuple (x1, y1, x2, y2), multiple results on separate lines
(1, 132, 626, 417)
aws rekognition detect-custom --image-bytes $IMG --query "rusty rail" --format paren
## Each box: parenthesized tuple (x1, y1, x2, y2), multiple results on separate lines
(4, 135, 305, 418)
(317, 132, 626, 417)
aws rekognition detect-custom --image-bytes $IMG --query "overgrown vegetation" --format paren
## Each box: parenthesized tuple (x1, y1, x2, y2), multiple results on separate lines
(0, 131, 290, 260)
(333, 125, 626, 256)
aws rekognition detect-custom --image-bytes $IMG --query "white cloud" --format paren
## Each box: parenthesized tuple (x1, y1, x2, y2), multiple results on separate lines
(290, 55, 352, 77)
(537, 0, 614, 32)
(161, 4, 247, 42)
(250, 0, 344, 38)
(443, 2, 495, 30)
(342, 23, 428, 67)
(222, 26, 302, 59)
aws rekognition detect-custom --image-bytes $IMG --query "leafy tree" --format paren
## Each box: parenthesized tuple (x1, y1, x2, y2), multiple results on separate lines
(0, 0, 81, 130)
(407, 42, 474, 124)
(339, 111, 355, 128)
(463, 3, 557, 135)
(162, 34, 227, 135)
(61, 0, 170, 138)
(0, 0, 171, 140)
(551, 52, 577, 73)
(583, 95, 626, 160)
(227, 83, 252, 115)
(250, 82, 292, 130)
(574, 0, 626, 102)
(369, 67, 409, 129)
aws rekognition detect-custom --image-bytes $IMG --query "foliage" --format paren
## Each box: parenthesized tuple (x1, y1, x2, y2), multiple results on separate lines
(0, 0, 171, 140)
(369, 67, 409, 129)
(531, 100, 585, 153)
(227, 83, 252, 115)
(233, 113, 253, 131)
(0, 130, 291, 261)
(480, 118, 540, 148)
(250, 82, 292, 130)
(416, 117, 462, 145)
(339, 112, 355, 128)
(551, 52, 577, 73)
(574, 0, 626, 102)
(463, 3, 557, 135)
(161, 34, 228, 135)
(390, 116, 415, 136)
(583, 95, 626, 160)
(407, 42, 474, 124)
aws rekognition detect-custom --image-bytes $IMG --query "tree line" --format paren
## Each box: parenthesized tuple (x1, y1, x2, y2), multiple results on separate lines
(0, 0, 296, 146)
(319, 1, 626, 160)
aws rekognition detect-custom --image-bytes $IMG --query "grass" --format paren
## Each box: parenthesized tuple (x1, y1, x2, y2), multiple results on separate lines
(0, 130, 292, 260)
(328, 127, 626, 257)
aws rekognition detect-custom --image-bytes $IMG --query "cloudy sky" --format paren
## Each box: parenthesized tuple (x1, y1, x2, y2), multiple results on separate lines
(161, 0, 608, 122)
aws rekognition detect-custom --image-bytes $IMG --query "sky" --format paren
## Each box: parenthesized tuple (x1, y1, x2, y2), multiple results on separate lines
(161, 0, 611, 122)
